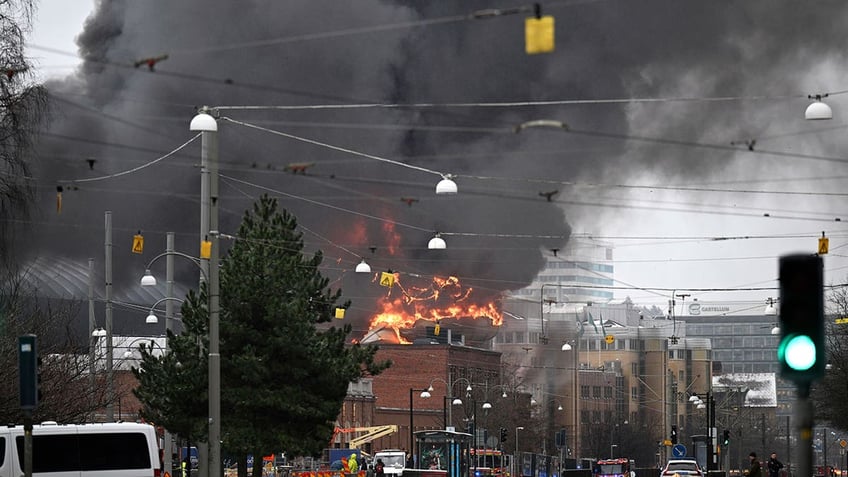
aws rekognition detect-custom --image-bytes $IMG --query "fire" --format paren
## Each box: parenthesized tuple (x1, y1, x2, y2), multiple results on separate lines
(365, 274, 502, 343)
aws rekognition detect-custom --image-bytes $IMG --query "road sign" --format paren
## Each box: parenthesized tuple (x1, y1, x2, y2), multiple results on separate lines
(841, 439, 847, 448)
(819, 236, 829, 254)
(380, 272, 395, 287)
(605, 335, 615, 344)
(132, 234, 144, 254)
(672, 444, 687, 458)
(662, 439, 672, 446)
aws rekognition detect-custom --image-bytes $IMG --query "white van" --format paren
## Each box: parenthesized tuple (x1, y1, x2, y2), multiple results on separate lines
(0, 421, 161, 477)
(373, 450, 407, 476)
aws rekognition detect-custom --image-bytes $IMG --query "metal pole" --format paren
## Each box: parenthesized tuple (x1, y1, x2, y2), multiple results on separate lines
(787, 415, 791, 477)
(88, 258, 95, 396)
(194, 108, 218, 477)
(797, 385, 814, 477)
(104, 211, 114, 421)
(409, 389, 415, 458)
(163, 232, 175, 475)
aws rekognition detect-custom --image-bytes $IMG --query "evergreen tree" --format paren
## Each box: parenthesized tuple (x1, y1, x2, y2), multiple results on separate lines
(133, 195, 389, 477)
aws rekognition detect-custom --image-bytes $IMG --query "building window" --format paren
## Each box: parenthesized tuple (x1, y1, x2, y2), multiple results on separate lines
(604, 387, 613, 399)
(631, 387, 638, 400)
(631, 363, 638, 375)
(581, 411, 590, 424)
(593, 386, 601, 399)
(514, 332, 524, 343)
(581, 385, 590, 399)
(592, 411, 601, 423)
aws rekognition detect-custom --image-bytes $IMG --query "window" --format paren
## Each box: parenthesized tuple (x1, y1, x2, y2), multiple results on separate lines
(592, 386, 601, 398)
(581, 385, 590, 399)
(592, 411, 601, 423)
(604, 387, 613, 399)
(631, 387, 638, 399)
(581, 411, 590, 424)
(631, 363, 638, 375)
(17, 432, 151, 472)
(514, 332, 524, 343)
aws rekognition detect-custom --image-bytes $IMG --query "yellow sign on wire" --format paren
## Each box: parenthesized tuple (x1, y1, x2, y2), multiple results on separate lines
(525, 16, 555, 54)
(380, 272, 395, 288)
(818, 236, 829, 254)
(334, 308, 346, 319)
(132, 234, 144, 254)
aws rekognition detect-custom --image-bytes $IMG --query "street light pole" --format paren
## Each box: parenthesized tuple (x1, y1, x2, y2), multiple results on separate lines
(191, 109, 219, 477)
(409, 388, 428, 463)
(516, 426, 524, 455)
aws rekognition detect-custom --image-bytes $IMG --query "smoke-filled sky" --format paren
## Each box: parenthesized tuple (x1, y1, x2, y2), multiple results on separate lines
(22, 0, 848, 337)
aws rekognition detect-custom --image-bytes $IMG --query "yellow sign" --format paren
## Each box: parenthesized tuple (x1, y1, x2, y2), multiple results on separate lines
(841, 439, 847, 449)
(836, 317, 848, 325)
(662, 439, 672, 446)
(380, 272, 395, 288)
(200, 240, 212, 259)
(605, 335, 615, 344)
(334, 308, 345, 319)
(132, 234, 144, 254)
(819, 236, 829, 254)
(434, 322, 441, 336)
(525, 16, 555, 54)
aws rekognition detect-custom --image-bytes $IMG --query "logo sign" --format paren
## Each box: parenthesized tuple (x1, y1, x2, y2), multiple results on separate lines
(672, 444, 687, 458)
(132, 234, 144, 254)
(605, 335, 615, 344)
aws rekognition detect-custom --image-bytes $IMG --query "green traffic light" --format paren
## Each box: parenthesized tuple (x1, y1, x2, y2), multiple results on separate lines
(779, 334, 817, 371)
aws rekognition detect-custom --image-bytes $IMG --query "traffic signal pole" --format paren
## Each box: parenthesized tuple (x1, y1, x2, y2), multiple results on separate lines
(778, 254, 825, 477)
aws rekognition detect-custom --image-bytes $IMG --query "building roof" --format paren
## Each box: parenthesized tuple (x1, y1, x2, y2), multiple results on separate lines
(713, 373, 776, 407)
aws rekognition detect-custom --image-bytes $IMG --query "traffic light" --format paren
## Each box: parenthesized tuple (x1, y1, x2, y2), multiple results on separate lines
(723, 429, 730, 446)
(18, 334, 38, 410)
(670, 425, 678, 444)
(500, 428, 507, 443)
(777, 254, 826, 384)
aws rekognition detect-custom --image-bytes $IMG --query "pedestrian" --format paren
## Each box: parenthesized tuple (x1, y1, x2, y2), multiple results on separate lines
(748, 452, 762, 477)
(767, 452, 783, 477)
(366, 464, 374, 477)
(406, 452, 414, 469)
(375, 459, 385, 477)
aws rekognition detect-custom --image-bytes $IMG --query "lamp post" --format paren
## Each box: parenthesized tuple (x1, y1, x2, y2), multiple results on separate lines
(611, 444, 618, 459)
(516, 426, 524, 455)
(140, 236, 208, 476)
(410, 388, 429, 461)
(562, 340, 579, 459)
(422, 378, 473, 431)
(690, 392, 716, 472)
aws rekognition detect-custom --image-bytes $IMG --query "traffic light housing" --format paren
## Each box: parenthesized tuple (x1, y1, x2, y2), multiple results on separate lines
(777, 254, 826, 384)
(723, 429, 730, 446)
(500, 428, 507, 443)
(18, 335, 38, 410)
(670, 425, 678, 444)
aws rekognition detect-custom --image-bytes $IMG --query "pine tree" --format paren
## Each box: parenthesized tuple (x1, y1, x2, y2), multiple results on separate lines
(133, 195, 389, 477)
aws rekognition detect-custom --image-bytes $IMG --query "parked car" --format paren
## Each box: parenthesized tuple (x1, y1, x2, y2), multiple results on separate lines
(661, 459, 704, 477)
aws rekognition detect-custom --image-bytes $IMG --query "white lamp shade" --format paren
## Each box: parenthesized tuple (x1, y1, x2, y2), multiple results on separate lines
(501, 391, 507, 398)
(92, 328, 107, 337)
(771, 326, 781, 335)
(146, 313, 159, 324)
(428, 235, 447, 250)
(190, 112, 218, 131)
(561, 343, 572, 351)
(482, 402, 492, 409)
(688, 395, 699, 402)
(140, 270, 157, 287)
(466, 384, 472, 392)
(452, 397, 463, 405)
(123, 350, 133, 359)
(355, 260, 371, 273)
(806, 101, 833, 120)
(557, 405, 563, 411)
(435, 177, 458, 195)
(697, 403, 706, 409)
(420, 390, 431, 398)
(764, 302, 777, 316)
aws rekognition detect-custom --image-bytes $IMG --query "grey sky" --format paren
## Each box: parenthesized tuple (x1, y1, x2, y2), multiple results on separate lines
(22, 1, 848, 331)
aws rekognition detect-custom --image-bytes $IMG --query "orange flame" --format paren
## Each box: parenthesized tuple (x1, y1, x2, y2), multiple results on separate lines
(365, 274, 502, 343)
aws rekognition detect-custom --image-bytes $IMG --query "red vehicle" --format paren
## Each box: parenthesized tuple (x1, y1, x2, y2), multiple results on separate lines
(593, 458, 635, 477)
(471, 449, 510, 477)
